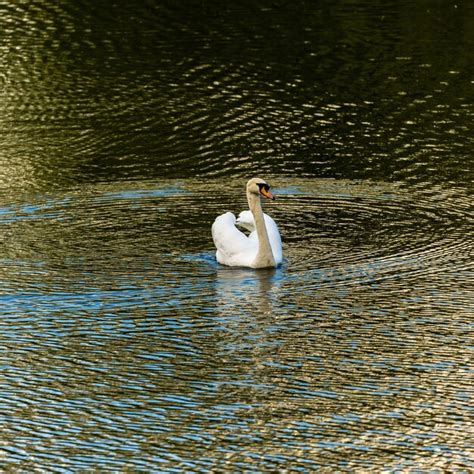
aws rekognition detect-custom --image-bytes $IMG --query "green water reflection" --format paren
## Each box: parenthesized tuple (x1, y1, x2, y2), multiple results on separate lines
(1, 1, 473, 189)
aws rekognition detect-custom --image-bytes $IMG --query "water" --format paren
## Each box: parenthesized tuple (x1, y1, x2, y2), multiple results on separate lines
(1, 1, 473, 471)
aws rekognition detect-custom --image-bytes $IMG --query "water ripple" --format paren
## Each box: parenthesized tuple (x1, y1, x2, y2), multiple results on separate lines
(1, 0, 473, 470)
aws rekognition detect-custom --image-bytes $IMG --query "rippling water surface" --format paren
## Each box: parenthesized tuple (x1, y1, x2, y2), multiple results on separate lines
(1, 0, 473, 471)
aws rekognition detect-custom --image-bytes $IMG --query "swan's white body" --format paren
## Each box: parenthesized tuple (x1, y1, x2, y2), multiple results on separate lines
(212, 179, 283, 268)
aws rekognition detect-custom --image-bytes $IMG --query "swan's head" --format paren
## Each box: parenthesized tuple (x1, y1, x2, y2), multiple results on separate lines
(246, 178, 275, 200)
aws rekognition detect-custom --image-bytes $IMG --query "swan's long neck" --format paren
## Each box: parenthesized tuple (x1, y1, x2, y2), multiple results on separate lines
(248, 192, 276, 268)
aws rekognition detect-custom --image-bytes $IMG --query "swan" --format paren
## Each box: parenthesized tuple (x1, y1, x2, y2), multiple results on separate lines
(212, 178, 282, 268)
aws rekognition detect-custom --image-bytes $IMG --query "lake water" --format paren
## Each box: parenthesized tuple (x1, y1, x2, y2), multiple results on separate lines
(1, 1, 473, 472)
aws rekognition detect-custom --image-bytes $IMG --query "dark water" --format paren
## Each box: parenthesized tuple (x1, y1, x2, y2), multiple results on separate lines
(1, 1, 473, 471)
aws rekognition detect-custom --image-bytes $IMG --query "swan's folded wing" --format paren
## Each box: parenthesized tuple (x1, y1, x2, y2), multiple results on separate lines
(212, 212, 255, 266)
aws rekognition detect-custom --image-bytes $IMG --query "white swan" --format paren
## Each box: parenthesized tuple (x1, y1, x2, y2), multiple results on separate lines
(212, 178, 282, 268)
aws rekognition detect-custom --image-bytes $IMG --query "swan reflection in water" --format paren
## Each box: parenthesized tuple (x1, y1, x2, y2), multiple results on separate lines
(212, 265, 285, 359)
(215, 266, 282, 313)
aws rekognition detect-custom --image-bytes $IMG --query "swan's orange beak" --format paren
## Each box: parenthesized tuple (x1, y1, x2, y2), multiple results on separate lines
(260, 187, 275, 200)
